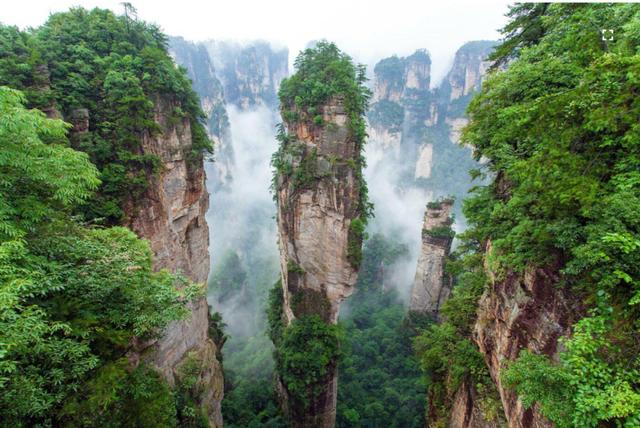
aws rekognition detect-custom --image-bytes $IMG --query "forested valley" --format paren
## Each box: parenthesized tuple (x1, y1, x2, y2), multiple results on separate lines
(1, 3, 640, 428)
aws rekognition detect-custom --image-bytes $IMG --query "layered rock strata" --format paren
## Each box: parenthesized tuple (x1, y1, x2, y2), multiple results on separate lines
(124, 96, 223, 428)
(472, 242, 581, 428)
(275, 97, 364, 427)
(409, 200, 454, 318)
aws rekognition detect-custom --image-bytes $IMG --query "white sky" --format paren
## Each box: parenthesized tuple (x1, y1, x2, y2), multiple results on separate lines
(3, 0, 512, 84)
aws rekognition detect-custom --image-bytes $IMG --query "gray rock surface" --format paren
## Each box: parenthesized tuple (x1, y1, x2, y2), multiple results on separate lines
(125, 95, 223, 428)
(409, 200, 454, 317)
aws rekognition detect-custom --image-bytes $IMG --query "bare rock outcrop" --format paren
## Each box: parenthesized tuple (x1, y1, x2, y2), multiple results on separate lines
(125, 95, 223, 428)
(446, 41, 494, 101)
(409, 199, 454, 318)
(448, 380, 505, 428)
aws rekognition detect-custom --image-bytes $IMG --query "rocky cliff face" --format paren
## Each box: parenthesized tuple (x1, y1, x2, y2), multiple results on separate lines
(275, 97, 363, 427)
(124, 95, 223, 428)
(206, 40, 288, 109)
(371, 49, 431, 103)
(409, 200, 454, 317)
(169, 37, 234, 189)
(445, 41, 493, 101)
(367, 42, 494, 208)
(369, 50, 430, 153)
(472, 242, 581, 428)
(447, 380, 504, 428)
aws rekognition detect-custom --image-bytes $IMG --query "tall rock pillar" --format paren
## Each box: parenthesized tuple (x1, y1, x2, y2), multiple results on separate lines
(271, 42, 370, 428)
(409, 199, 454, 318)
(125, 96, 223, 428)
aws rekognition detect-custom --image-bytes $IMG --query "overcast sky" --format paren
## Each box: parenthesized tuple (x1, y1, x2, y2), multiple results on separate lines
(3, 0, 512, 85)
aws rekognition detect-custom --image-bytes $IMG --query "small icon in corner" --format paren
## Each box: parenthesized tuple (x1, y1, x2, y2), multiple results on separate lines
(601, 29, 614, 42)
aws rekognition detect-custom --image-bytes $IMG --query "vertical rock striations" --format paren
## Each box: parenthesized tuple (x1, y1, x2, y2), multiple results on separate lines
(206, 40, 289, 109)
(271, 42, 370, 428)
(276, 96, 361, 325)
(447, 380, 504, 428)
(367, 42, 495, 206)
(124, 95, 224, 428)
(445, 41, 493, 101)
(472, 243, 580, 428)
(409, 199, 454, 318)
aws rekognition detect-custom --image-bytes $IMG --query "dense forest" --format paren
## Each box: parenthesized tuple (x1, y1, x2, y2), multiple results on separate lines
(219, 234, 427, 428)
(415, 3, 640, 426)
(0, 7, 214, 427)
(2, 2, 640, 428)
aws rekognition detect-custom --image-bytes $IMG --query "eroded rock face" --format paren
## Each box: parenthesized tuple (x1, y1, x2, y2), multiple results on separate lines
(446, 117, 469, 146)
(447, 41, 494, 101)
(372, 50, 431, 103)
(125, 95, 223, 428)
(206, 40, 289, 110)
(473, 242, 581, 428)
(448, 380, 505, 428)
(409, 200, 454, 317)
(275, 97, 363, 427)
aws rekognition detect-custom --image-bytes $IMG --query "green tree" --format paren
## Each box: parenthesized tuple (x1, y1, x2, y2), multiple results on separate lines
(457, 3, 640, 426)
(0, 8, 212, 224)
(0, 86, 199, 425)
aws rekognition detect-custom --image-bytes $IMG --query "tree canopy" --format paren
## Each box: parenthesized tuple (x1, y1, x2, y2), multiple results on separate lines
(0, 7, 212, 224)
(452, 3, 640, 426)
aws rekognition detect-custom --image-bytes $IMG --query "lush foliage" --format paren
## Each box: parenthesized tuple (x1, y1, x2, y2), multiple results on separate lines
(218, 279, 286, 427)
(0, 86, 200, 425)
(220, 333, 285, 428)
(460, 3, 640, 426)
(0, 8, 212, 224)
(337, 234, 426, 427)
(414, 231, 502, 426)
(277, 315, 343, 409)
(278, 41, 370, 126)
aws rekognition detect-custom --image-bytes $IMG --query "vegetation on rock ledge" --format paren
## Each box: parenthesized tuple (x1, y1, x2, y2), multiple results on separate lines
(0, 7, 212, 225)
(439, 3, 640, 426)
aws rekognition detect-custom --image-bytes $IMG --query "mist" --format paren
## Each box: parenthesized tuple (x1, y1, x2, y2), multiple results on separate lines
(363, 139, 431, 302)
(206, 104, 280, 340)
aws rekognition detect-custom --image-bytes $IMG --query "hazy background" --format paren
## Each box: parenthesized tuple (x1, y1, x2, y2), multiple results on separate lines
(1, 0, 509, 326)
(4, 0, 509, 85)
(2, 3, 509, 418)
